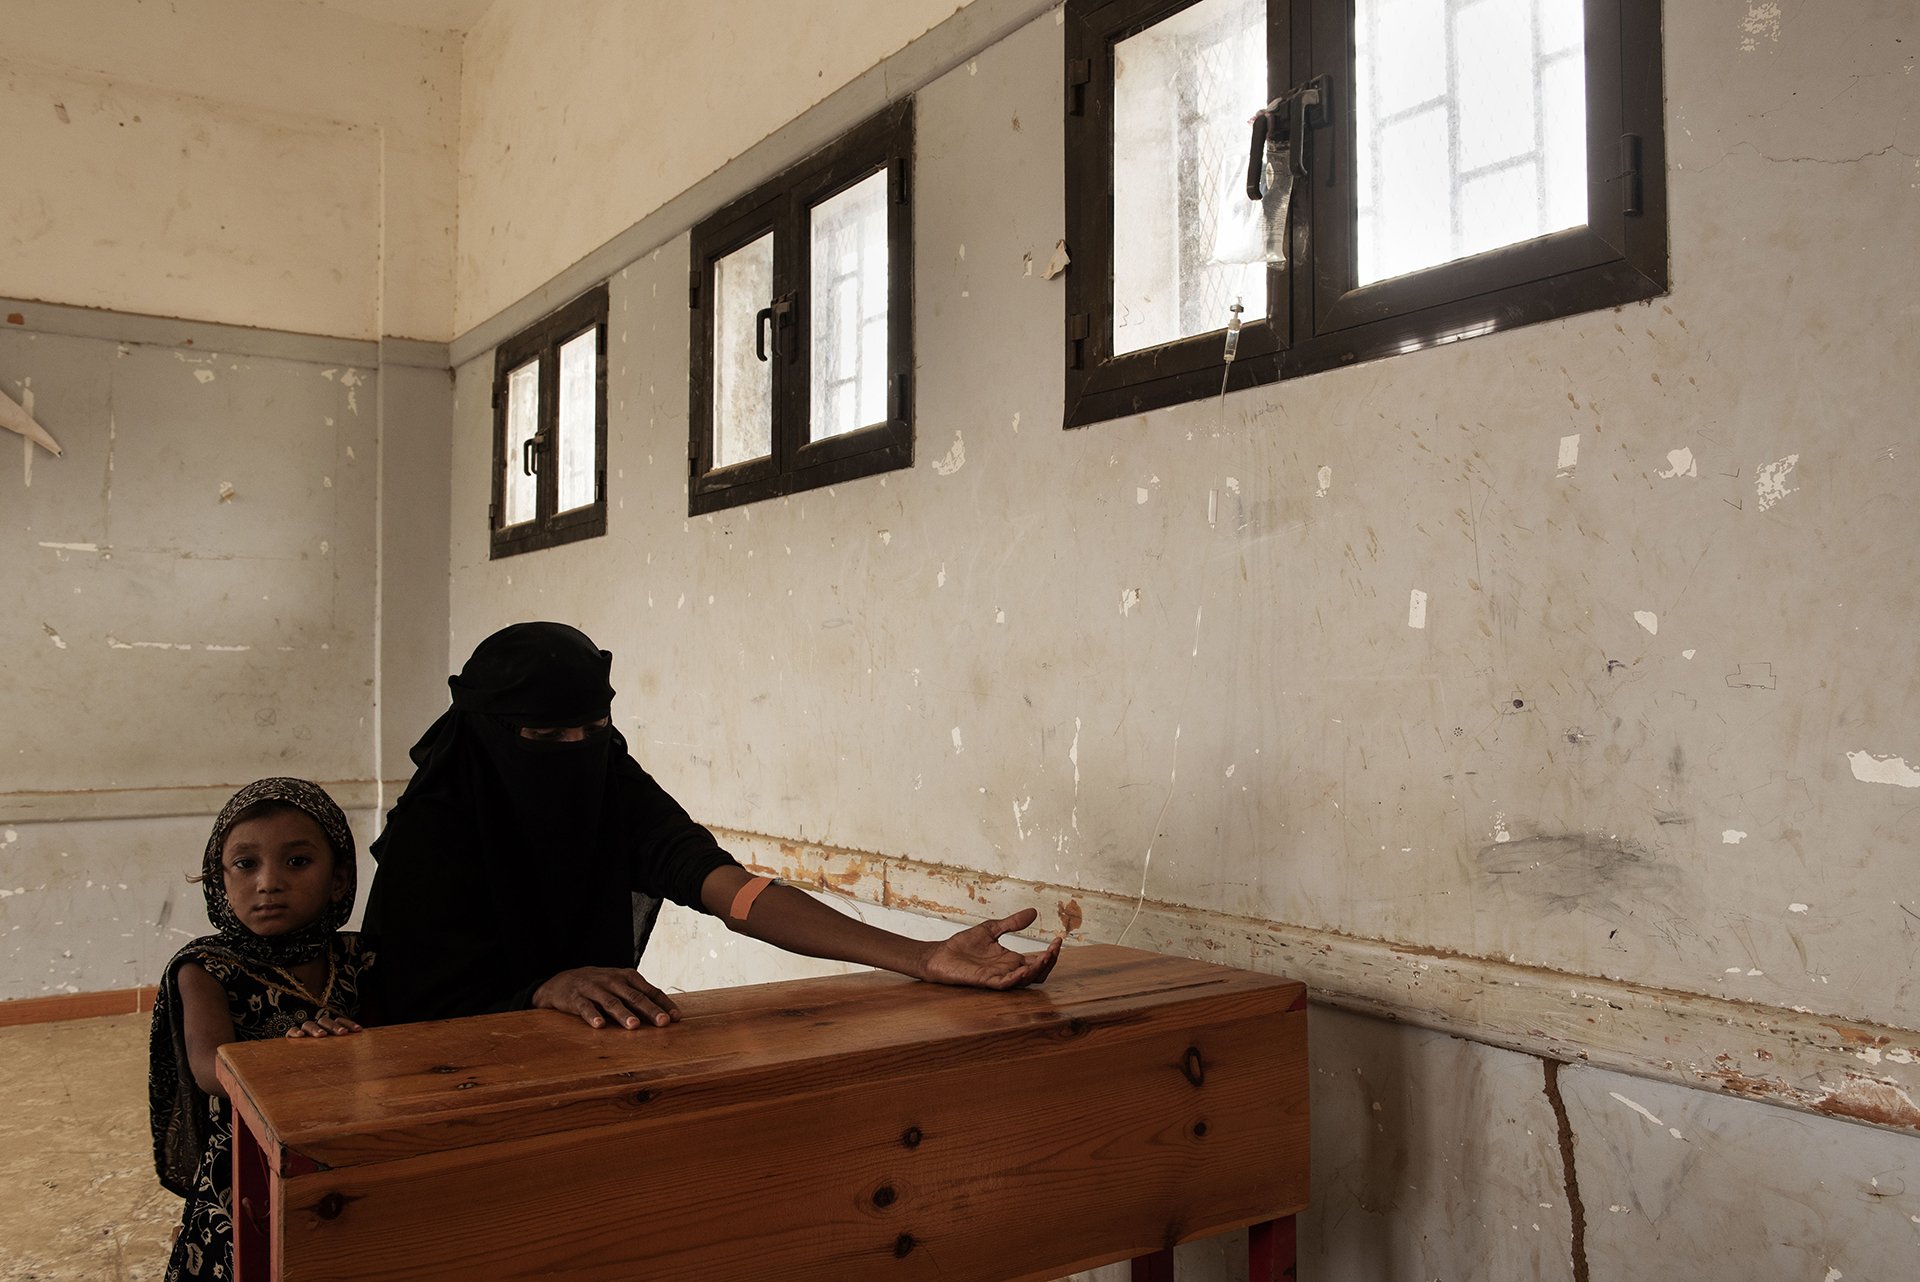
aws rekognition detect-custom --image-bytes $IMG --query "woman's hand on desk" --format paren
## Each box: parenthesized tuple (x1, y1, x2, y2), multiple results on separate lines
(533, 966, 682, 1029)
(919, 909, 1062, 990)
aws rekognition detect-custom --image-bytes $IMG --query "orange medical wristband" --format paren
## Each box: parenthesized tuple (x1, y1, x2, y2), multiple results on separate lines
(728, 874, 774, 923)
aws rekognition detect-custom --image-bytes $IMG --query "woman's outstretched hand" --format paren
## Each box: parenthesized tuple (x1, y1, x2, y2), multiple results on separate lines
(919, 908, 1063, 989)
(533, 966, 681, 1029)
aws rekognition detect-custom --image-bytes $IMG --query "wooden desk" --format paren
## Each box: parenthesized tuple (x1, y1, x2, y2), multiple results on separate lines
(217, 943, 1308, 1281)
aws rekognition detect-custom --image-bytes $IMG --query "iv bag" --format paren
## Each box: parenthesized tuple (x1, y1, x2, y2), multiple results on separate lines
(1213, 127, 1293, 271)
(1257, 135, 1293, 268)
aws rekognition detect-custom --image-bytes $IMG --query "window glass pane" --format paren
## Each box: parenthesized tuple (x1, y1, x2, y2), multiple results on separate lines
(1354, 0, 1587, 286)
(556, 330, 598, 513)
(501, 359, 538, 527)
(809, 170, 890, 441)
(712, 233, 775, 468)
(1112, 0, 1267, 356)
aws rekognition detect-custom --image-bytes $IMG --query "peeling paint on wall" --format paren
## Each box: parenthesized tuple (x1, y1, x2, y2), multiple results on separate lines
(1556, 434, 1579, 476)
(1812, 1077, 1920, 1129)
(1657, 447, 1697, 478)
(1754, 454, 1799, 510)
(1609, 1090, 1687, 1140)
(932, 430, 966, 475)
(1845, 750, 1920, 788)
(1740, 3, 1783, 53)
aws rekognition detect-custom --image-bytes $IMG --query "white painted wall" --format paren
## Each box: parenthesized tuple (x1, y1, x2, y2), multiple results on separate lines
(1, 4, 456, 1000)
(451, 3, 1920, 1037)
(454, 0, 1010, 332)
(1, 320, 385, 994)
(443, 3, 1920, 1274)
(0, 0, 459, 341)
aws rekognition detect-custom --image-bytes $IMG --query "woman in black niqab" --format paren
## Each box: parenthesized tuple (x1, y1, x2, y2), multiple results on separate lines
(362, 622, 738, 1022)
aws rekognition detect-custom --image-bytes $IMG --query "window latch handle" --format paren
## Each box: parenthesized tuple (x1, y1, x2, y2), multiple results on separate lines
(1247, 75, 1331, 198)
(755, 305, 775, 362)
(755, 295, 797, 362)
(522, 433, 546, 477)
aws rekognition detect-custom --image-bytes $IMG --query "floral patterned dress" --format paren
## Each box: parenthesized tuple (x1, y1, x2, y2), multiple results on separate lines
(155, 934, 373, 1282)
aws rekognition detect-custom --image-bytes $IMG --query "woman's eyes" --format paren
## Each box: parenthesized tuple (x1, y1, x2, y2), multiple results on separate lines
(286, 855, 312, 869)
(227, 856, 257, 872)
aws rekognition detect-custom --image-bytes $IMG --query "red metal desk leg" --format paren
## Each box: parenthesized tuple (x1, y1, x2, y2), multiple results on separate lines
(232, 1112, 272, 1282)
(1130, 1247, 1176, 1282)
(1248, 1216, 1297, 1281)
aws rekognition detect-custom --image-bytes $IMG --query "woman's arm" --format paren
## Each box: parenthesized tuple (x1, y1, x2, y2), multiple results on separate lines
(175, 962, 238, 1098)
(697, 865, 1062, 988)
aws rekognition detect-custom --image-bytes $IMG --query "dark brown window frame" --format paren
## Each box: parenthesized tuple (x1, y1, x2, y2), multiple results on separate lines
(688, 101, 914, 515)
(1063, 0, 1667, 428)
(489, 285, 609, 559)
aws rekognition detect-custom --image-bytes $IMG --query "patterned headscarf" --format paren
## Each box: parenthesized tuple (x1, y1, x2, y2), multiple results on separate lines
(199, 776, 356, 965)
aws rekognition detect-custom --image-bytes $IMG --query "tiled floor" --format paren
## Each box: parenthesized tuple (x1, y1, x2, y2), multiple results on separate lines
(1, 1014, 178, 1281)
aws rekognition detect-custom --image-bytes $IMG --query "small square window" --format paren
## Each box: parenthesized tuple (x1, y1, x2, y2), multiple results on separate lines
(1064, 0, 1667, 427)
(490, 286, 608, 558)
(689, 102, 913, 515)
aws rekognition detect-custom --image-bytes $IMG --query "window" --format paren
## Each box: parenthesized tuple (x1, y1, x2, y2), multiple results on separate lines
(490, 286, 609, 557)
(689, 102, 913, 514)
(1063, 0, 1666, 427)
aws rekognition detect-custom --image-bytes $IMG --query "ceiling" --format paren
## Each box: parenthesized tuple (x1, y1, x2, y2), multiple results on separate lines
(298, 0, 496, 33)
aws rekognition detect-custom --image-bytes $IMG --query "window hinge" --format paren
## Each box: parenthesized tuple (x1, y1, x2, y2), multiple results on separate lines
(491, 385, 503, 411)
(689, 270, 702, 310)
(488, 501, 497, 527)
(597, 468, 606, 503)
(1067, 312, 1090, 370)
(890, 371, 910, 422)
(1066, 58, 1092, 117)
(890, 157, 909, 205)
(1620, 134, 1644, 217)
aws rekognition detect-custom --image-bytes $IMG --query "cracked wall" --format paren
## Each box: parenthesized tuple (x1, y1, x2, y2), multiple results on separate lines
(445, 1, 1920, 1276)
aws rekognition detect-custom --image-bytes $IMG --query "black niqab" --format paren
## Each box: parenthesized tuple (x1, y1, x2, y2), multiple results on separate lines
(363, 622, 738, 1022)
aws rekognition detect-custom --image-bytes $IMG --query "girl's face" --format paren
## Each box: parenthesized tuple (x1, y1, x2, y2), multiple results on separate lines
(219, 809, 347, 936)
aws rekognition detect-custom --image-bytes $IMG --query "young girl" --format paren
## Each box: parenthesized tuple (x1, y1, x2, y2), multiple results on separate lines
(148, 777, 376, 1282)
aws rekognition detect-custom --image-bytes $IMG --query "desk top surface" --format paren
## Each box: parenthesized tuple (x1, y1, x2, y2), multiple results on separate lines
(218, 942, 1304, 1170)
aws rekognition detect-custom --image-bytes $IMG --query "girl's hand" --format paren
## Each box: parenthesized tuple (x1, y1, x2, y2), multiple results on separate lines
(286, 1015, 362, 1038)
(920, 909, 1063, 990)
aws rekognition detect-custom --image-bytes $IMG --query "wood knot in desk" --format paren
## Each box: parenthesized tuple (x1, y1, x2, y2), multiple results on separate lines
(309, 1191, 359, 1223)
